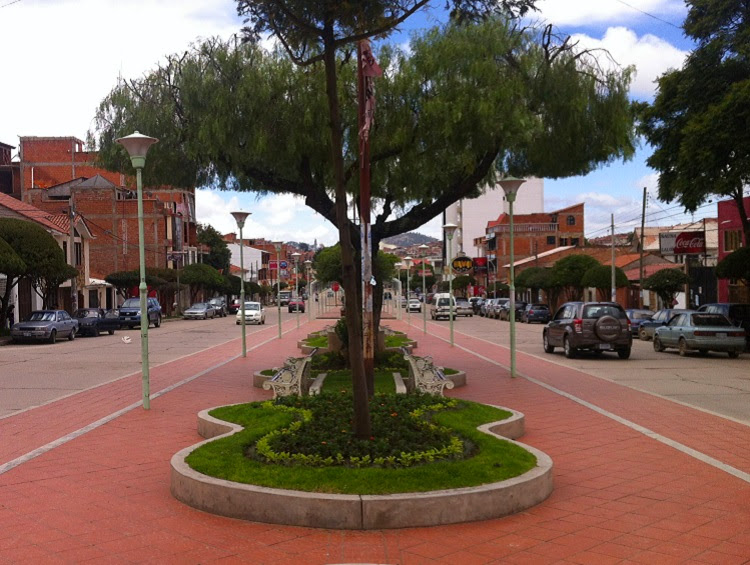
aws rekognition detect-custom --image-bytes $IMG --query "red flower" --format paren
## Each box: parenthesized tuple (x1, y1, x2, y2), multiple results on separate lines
(321, 441, 327, 445)
(391, 412, 398, 417)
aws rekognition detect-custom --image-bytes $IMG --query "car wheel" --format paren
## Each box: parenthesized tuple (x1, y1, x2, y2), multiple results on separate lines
(653, 336, 665, 352)
(48, 330, 57, 344)
(94, 326, 101, 337)
(678, 338, 688, 357)
(154, 316, 161, 328)
(68, 328, 76, 341)
(639, 327, 648, 341)
(617, 348, 631, 359)
(563, 335, 576, 359)
(108, 329, 115, 335)
(698, 349, 708, 356)
(543, 332, 554, 354)
(729, 350, 740, 359)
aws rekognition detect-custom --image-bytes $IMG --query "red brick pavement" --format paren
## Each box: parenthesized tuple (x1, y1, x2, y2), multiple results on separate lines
(1, 313, 750, 564)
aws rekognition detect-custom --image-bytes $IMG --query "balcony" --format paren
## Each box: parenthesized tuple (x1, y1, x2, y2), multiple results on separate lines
(491, 223, 558, 234)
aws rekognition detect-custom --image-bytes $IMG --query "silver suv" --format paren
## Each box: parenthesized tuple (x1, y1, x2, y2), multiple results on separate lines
(543, 302, 632, 359)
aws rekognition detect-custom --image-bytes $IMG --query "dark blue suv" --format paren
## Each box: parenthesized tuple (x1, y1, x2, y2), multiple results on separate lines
(118, 297, 162, 328)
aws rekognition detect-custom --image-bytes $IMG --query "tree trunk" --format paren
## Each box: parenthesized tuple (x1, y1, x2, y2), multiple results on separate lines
(322, 28, 371, 439)
(731, 189, 750, 246)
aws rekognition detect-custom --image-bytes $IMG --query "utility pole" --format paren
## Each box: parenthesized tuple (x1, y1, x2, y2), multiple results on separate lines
(639, 187, 646, 308)
(69, 188, 78, 312)
(611, 213, 616, 302)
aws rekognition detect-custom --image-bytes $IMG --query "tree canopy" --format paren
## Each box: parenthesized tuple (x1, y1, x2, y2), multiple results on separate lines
(643, 267, 690, 306)
(180, 263, 226, 301)
(197, 224, 231, 273)
(580, 264, 628, 301)
(550, 254, 601, 301)
(716, 246, 750, 287)
(637, 0, 750, 243)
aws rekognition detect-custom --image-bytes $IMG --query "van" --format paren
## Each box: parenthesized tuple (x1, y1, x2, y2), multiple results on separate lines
(430, 293, 456, 320)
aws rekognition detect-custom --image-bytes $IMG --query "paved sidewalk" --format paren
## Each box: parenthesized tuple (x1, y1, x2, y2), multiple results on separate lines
(2, 314, 750, 564)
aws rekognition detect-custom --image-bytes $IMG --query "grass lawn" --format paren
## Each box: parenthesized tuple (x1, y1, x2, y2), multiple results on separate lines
(186, 398, 534, 495)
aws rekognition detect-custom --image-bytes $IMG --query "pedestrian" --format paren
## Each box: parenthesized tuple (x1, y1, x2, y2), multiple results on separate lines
(7, 303, 15, 329)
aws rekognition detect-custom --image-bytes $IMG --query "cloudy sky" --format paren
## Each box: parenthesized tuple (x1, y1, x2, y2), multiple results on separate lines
(0, 0, 705, 244)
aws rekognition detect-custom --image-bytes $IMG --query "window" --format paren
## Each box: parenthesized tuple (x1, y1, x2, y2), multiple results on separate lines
(546, 236, 555, 245)
(724, 229, 742, 252)
(571, 238, 580, 246)
(559, 237, 568, 246)
(567, 215, 576, 226)
(74, 242, 82, 266)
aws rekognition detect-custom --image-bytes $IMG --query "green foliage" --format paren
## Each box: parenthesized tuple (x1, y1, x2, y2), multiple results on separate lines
(550, 254, 601, 300)
(451, 275, 476, 295)
(716, 247, 750, 286)
(180, 263, 226, 301)
(311, 351, 348, 371)
(580, 264, 629, 295)
(0, 236, 25, 276)
(312, 245, 342, 286)
(197, 223, 231, 273)
(515, 266, 550, 290)
(334, 317, 349, 349)
(638, 0, 750, 242)
(105, 270, 140, 298)
(32, 260, 78, 309)
(105, 269, 168, 298)
(643, 268, 690, 305)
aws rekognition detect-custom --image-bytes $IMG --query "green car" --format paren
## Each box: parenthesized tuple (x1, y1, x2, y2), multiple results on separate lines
(653, 312, 746, 358)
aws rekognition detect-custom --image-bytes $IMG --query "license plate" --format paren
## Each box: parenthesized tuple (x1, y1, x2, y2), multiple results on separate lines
(598, 343, 612, 350)
(717, 333, 727, 339)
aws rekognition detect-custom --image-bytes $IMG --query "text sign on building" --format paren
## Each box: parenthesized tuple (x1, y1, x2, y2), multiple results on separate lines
(659, 231, 706, 255)
(473, 257, 488, 275)
(269, 260, 278, 270)
(451, 255, 473, 274)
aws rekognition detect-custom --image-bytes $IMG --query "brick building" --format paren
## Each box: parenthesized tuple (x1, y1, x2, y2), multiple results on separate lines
(16, 137, 197, 307)
(717, 196, 750, 302)
(0, 141, 21, 198)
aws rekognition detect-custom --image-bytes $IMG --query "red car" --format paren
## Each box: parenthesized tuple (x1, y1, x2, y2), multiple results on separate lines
(288, 298, 305, 313)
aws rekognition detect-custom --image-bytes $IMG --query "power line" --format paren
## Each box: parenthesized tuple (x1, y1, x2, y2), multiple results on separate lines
(0, 0, 21, 8)
(612, 0, 683, 30)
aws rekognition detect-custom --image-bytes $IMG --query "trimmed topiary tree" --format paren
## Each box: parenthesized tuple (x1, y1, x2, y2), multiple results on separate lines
(643, 267, 690, 307)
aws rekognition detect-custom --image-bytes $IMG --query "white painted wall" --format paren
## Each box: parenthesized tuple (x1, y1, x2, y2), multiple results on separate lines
(227, 244, 264, 281)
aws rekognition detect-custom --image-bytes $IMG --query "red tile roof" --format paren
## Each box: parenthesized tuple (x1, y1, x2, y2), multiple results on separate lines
(0, 193, 65, 234)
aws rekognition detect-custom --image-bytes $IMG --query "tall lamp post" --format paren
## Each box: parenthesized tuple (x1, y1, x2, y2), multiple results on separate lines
(231, 211, 250, 358)
(394, 262, 403, 320)
(304, 259, 312, 321)
(443, 223, 458, 346)
(404, 256, 413, 326)
(292, 252, 301, 329)
(419, 244, 428, 334)
(274, 242, 283, 339)
(500, 177, 526, 378)
(116, 131, 158, 410)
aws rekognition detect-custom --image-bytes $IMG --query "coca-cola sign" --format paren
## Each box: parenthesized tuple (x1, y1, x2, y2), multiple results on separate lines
(659, 231, 706, 255)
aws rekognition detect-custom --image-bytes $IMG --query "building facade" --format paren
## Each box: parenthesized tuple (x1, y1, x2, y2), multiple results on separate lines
(717, 196, 750, 302)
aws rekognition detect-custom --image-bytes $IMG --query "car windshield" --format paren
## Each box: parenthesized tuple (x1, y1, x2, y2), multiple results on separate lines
(190, 303, 207, 310)
(27, 311, 56, 322)
(121, 299, 140, 308)
(209, 299, 222, 305)
(628, 311, 652, 320)
(437, 298, 452, 306)
(530, 304, 548, 310)
(583, 305, 626, 319)
(692, 314, 732, 327)
(74, 310, 99, 318)
(245, 303, 260, 311)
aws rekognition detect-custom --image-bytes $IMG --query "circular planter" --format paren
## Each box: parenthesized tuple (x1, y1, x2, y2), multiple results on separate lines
(172, 406, 552, 530)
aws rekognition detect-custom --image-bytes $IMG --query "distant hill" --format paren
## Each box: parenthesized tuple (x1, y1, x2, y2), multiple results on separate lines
(383, 232, 439, 247)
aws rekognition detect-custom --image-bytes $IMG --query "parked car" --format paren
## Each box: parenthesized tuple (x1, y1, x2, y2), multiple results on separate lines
(472, 297, 486, 315)
(407, 299, 422, 313)
(208, 297, 228, 317)
(543, 302, 632, 359)
(521, 303, 550, 324)
(480, 298, 496, 317)
(236, 301, 265, 325)
(11, 310, 79, 344)
(430, 293, 456, 320)
(73, 308, 120, 336)
(638, 308, 694, 341)
(491, 298, 510, 319)
(118, 297, 162, 329)
(653, 312, 746, 358)
(288, 298, 305, 313)
(625, 308, 653, 337)
(453, 298, 473, 317)
(498, 301, 527, 321)
(183, 302, 217, 320)
(228, 299, 241, 314)
(697, 303, 750, 349)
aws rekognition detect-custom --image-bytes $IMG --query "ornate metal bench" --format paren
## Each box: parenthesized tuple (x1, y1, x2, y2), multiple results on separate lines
(402, 351, 455, 396)
(262, 349, 317, 397)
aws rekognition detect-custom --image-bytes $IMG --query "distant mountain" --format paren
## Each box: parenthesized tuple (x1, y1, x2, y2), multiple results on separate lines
(383, 232, 439, 247)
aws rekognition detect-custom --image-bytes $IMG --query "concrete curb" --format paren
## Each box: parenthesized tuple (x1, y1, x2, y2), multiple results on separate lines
(172, 405, 552, 529)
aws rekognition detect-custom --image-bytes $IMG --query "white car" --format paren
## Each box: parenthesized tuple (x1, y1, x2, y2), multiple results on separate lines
(235, 302, 266, 325)
(407, 299, 422, 313)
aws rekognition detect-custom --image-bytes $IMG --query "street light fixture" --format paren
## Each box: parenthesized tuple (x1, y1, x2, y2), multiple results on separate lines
(116, 131, 158, 410)
(419, 244, 429, 334)
(231, 211, 251, 358)
(443, 223, 458, 346)
(304, 259, 312, 321)
(274, 242, 283, 339)
(394, 262, 403, 320)
(404, 256, 413, 327)
(499, 177, 526, 378)
(292, 252, 301, 329)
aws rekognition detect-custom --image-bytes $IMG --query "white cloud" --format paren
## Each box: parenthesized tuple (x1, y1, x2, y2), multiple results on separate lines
(571, 27, 688, 98)
(535, 0, 684, 27)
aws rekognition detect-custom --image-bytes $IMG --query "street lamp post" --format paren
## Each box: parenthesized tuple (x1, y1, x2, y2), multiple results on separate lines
(304, 259, 312, 321)
(116, 131, 158, 410)
(419, 244, 428, 334)
(443, 223, 458, 346)
(274, 242, 283, 339)
(394, 262, 403, 320)
(500, 177, 526, 378)
(404, 256, 413, 327)
(292, 252, 301, 329)
(231, 211, 251, 358)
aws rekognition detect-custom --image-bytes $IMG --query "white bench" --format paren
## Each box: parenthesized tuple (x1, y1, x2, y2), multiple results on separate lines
(262, 350, 317, 397)
(403, 352, 455, 396)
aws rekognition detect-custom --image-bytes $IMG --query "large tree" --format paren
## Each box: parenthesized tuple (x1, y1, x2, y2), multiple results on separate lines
(89, 4, 635, 437)
(550, 254, 601, 301)
(643, 267, 690, 307)
(197, 223, 231, 273)
(638, 0, 750, 244)
(0, 235, 26, 328)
